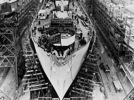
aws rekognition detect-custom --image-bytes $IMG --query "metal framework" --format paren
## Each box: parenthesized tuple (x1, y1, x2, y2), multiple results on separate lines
(0, 0, 41, 87)
(68, 50, 100, 99)
(21, 28, 50, 100)
(82, 0, 134, 99)
(0, 14, 17, 68)
(0, 9, 18, 100)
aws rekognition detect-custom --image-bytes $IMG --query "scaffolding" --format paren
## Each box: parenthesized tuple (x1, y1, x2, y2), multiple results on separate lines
(0, 6, 18, 76)
(68, 50, 101, 100)
(16, 0, 40, 37)
(0, 0, 42, 100)
(0, 4, 18, 100)
(20, 25, 51, 99)
(82, 0, 134, 99)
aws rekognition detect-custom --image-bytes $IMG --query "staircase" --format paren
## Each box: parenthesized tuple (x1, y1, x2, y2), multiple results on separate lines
(22, 55, 48, 93)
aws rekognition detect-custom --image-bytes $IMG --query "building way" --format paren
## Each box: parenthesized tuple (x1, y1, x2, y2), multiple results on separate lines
(1, 0, 134, 100)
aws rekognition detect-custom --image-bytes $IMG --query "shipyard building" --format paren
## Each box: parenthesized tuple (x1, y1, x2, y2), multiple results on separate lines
(0, 0, 134, 100)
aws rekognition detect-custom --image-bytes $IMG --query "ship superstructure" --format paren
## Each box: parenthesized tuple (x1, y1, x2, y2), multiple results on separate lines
(30, 0, 96, 99)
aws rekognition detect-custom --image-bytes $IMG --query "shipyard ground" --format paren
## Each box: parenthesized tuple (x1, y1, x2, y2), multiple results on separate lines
(96, 38, 133, 100)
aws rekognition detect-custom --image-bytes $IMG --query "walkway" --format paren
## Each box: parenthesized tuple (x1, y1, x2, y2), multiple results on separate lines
(96, 39, 127, 100)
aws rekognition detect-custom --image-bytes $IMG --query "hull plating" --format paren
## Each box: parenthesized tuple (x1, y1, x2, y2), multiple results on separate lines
(33, 41, 90, 99)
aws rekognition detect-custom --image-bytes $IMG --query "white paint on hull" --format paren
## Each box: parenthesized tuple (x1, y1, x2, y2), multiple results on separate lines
(33, 41, 90, 100)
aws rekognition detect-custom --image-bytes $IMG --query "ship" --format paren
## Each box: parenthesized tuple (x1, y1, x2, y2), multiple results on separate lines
(30, 0, 96, 99)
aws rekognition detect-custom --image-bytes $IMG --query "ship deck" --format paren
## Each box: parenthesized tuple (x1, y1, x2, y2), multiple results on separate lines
(32, 0, 93, 53)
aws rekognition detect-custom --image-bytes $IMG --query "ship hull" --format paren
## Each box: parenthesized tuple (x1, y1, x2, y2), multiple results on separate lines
(33, 40, 91, 99)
